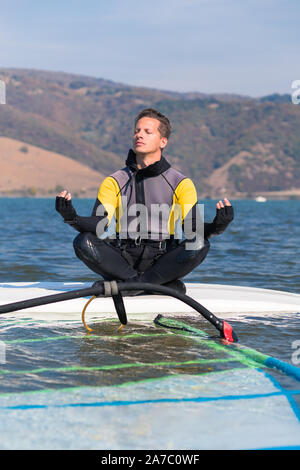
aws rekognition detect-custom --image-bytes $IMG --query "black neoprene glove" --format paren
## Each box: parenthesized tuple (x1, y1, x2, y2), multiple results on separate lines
(212, 204, 234, 234)
(55, 196, 77, 222)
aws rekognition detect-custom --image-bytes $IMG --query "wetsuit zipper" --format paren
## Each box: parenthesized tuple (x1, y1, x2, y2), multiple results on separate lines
(134, 171, 145, 206)
(134, 171, 147, 238)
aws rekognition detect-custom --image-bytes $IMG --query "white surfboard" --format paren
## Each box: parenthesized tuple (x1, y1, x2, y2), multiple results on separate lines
(1, 282, 300, 450)
(0, 282, 300, 319)
(0, 282, 299, 322)
(0, 368, 300, 450)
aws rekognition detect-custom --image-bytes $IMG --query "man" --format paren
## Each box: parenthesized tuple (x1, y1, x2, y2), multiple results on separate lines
(56, 108, 234, 294)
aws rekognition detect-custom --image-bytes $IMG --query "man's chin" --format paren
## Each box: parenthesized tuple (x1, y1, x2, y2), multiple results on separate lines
(134, 148, 147, 156)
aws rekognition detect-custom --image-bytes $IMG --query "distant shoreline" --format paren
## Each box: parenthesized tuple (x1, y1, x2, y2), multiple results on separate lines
(1, 190, 300, 200)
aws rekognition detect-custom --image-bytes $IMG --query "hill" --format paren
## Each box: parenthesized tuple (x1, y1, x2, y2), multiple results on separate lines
(0, 137, 104, 197)
(0, 68, 299, 198)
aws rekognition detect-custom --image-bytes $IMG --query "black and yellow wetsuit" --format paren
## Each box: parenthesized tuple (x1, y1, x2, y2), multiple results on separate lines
(57, 150, 233, 286)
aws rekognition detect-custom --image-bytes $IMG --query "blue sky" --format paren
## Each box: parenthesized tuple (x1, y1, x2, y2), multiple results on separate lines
(0, 0, 299, 96)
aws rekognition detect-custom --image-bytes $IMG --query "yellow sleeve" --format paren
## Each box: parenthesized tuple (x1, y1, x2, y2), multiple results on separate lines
(168, 178, 198, 234)
(175, 178, 198, 220)
(97, 176, 120, 224)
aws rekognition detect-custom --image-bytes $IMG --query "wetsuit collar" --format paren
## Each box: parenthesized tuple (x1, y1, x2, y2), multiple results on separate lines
(126, 149, 171, 176)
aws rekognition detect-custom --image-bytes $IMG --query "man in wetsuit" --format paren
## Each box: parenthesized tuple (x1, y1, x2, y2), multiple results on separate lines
(55, 108, 234, 294)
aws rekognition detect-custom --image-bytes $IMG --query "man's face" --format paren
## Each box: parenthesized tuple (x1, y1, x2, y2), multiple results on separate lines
(133, 117, 168, 155)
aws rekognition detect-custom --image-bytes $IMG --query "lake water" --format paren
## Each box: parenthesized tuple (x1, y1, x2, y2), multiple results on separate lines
(0, 198, 299, 292)
(0, 197, 299, 449)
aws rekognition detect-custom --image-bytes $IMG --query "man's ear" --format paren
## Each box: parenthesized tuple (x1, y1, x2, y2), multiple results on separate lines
(160, 137, 168, 149)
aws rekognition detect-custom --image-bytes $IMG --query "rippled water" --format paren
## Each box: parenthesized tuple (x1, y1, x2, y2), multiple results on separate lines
(0, 198, 299, 292)
(0, 197, 299, 445)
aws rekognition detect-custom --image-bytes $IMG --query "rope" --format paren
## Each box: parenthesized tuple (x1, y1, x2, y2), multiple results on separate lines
(81, 295, 96, 332)
(81, 281, 123, 332)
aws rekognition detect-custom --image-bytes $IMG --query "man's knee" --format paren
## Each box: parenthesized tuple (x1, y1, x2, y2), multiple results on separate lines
(73, 232, 90, 251)
(176, 238, 210, 264)
(73, 232, 98, 261)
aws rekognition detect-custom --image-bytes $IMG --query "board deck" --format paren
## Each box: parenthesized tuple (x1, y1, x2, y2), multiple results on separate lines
(0, 282, 300, 450)
(0, 282, 299, 321)
(0, 368, 299, 450)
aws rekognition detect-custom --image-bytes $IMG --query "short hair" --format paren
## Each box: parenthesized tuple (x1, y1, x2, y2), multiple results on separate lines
(134, 108, 171, 139)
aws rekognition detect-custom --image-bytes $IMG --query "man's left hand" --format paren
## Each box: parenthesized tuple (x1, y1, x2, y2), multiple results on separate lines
(214, 198, 234, 226)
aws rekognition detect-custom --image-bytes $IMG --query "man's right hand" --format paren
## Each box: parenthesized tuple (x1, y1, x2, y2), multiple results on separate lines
(55, 190, 77, 221)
